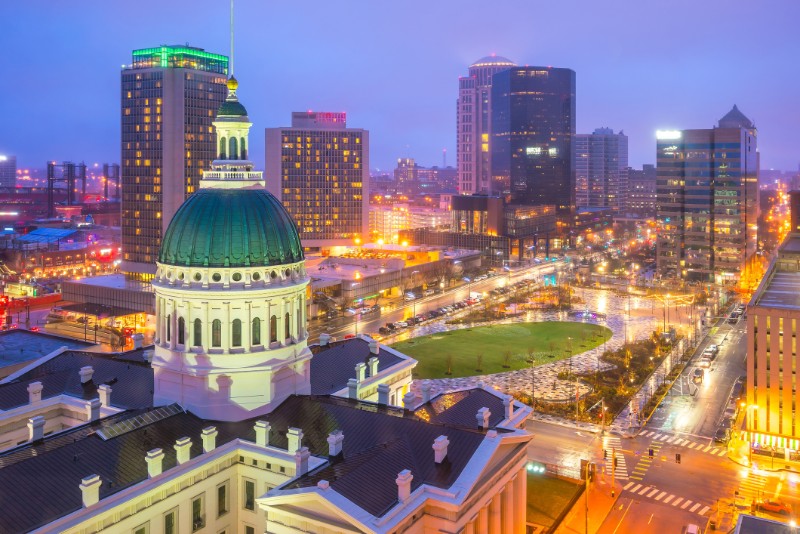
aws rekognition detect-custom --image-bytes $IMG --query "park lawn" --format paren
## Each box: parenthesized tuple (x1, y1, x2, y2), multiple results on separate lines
(391, 321, 611, 379)
(527, 473, 582, 528)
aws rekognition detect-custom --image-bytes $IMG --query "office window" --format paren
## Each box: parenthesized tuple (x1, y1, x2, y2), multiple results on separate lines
(164, 508, 177, 534)
(252, 317, 261, 345)
(245, 527, 255, 534)
(244, 478, 255, 511)
(212, 319, 222, 347)
(232, 319, 242, 347)
(132, 523, 149, 534)
(191, 494, 204, 531)
(217, 482, 229, 517)
(193, 318, 202, 346)
(284, 312, 290, 339)
(270, 315, 277, 343)
(178, 317, 185, 345)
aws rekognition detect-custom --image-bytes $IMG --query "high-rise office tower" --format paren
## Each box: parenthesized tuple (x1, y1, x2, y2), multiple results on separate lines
(120, 45, 229, 277)
(575, 128, 628, 210)
(457, 55, 516, 195)
(627, 164, 657, 217)
(656, 105, 759, 282)
(0, 154, 16, 188)
(491, 67, 576, 213)
(265, 112, 369, 249)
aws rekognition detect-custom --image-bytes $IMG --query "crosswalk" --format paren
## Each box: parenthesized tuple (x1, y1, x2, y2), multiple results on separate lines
(622, 481, 711, 516)
(638, 430, 728, 457)
(602, 435, 629, 480)
(736, 472, 768, 504)
(629, 440, 662, 481)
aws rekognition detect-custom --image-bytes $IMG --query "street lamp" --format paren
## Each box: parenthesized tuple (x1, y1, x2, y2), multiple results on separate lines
(410, 270, 420, 318)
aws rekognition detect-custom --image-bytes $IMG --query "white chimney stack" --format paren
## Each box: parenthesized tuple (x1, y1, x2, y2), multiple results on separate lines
(327, 430, 344, 457)
(255, 420, 271, 447)
(347, 378, 358, 399)
(432, 435, 450, 464)
(86, 398, 101, 422)
(28, 416, 45, 441)
(201, 426, 218, 453)
(27, 381, 43, 404)
(369, 339, 380, 355)
(79, 366, 94, 384)
(295, 446, 311, 476)
(477, 407, 491, 430)
(132, 333, 144, 349)
(80, 474, 102, 508)
(146, 448, 164, 478)
(396, 470, 413, 503)
(98, 384, 112, 407)
(287, 427, 303, 453)
(317, 480, 330, 490)
(368, 356, 379, 376)
(421, 383, 432, 403)
(377, 383, 390, 405)
(504, 395, 514, 420)
(319, 333, 331, 346)
(403, 391, 416, 410)
(355, 362, 367, 382)
(175, 436, 192, 464)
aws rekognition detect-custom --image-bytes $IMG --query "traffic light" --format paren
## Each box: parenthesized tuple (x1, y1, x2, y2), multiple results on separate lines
(675, 453, 681, 464)
(603, 449, 608, 460)
(613, 457, 618, 468)
(649, 448, 654, 458)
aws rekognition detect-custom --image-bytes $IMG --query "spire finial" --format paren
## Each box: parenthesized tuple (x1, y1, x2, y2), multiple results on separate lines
(229, 0, 235, 77)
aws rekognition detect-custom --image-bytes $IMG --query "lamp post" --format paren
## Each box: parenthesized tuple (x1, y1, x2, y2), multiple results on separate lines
(411, 270, 419, 318)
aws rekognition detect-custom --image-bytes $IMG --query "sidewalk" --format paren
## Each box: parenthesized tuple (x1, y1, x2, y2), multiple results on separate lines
(555, 479, 622, 534)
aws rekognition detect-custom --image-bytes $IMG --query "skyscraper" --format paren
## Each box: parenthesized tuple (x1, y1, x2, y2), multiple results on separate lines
(656, 105, 759, 282)
(0, 154, 16, 188)
(491, 66, 576, 213)
(120, 45, 229, 277)
(265, 112, 369, 249)
(575, 128, 628, 210)
(457, 55, 516, 195)
(627, 164, 657, 217)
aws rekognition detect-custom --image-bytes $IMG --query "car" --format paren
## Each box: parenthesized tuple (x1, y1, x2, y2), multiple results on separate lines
(385, 323, 397, 331)
(698, 357, 711, 368)
(692, 368, 705, 384)
(378, 327, 390, 335)
(708, 344, 719, 355)
(29, 326, 40, 332)
(404, 294, 416, 302)
(713, 427, 730, 444)
(702, 349, 717, 360)
(685, 524, 701, 534)
(758, 500, 792, 515)
(719, 416, 734, 429)
(396, 321, 408, 328)
(423, 289, 435, 297)
(344, 334, 356, 339)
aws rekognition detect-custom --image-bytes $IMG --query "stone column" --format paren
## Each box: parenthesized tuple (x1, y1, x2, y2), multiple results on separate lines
(154, 296, 161, 344)
(477, 506, 489, 534)
(168, 300, 176, 350)
(464, 520, 476, 534)
(184, 301, 191, 351)
(246, 301, 252, 350)
(489, 494, 502, 534)
(502, 482, 514, 534)
(205, 302, 211, 350)
(514, 470, 526, 533)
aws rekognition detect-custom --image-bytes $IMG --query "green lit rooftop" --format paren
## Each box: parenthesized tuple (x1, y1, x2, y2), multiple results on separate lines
(129, 45, 228, 74)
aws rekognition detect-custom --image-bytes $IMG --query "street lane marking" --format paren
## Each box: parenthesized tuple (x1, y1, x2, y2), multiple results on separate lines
(689, 503, 701, 513)
(699, 506, 710, 515)
(673, 497, 684, 506)
(647, 488, 659, 498)
(702, 445, 712, 452)
(681, 500, 692, 509)
(688, 443, 697, 449)
(663, 495, 675, 504)
(623, 482, 635, 490)
(638, 486, 650, 495)
(655, 491, 666, 501)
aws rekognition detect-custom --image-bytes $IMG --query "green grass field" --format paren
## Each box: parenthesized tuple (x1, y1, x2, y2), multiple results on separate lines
(391, 321, 611, 379)
(527, 473, 582, 528)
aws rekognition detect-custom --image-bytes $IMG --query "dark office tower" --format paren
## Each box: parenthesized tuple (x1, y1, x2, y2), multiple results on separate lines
(491, 67, 576, 213)
(457, 55, 516, 195)
(627, 164, 657, 218)
(656, 105, 759, 283)
(575, 128, 628, 210)
(265, 112, 369, 249)
(120, 46, 228, 277)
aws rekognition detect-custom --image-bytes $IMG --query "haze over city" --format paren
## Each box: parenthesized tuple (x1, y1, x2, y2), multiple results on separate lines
(2, 0, 800, 171)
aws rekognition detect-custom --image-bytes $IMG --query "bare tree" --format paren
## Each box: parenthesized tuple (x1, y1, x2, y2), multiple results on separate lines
(503, 350, 513, 368)
(446, 353, 453, 375)
(476, 353, 484, 373)
(527, 346, 536, 364)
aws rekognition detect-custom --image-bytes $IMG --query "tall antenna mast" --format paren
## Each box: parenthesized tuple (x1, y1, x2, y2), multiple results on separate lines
(229, 0, 235, 76)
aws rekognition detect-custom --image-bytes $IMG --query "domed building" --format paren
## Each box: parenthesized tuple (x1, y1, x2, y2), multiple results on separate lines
(151, 77, 313, 420)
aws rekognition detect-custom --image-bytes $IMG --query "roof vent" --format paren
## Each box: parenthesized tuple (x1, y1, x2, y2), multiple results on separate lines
(79, 366, 94, 384)
(80, 474, 102, 508)
(432, 435, 450, 464)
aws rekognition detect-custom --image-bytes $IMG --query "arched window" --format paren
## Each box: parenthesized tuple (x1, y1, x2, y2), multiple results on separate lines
(212, 319, 222, 347)
(219, 137, 227, 159)
(285, 312, 291, 340)
(232, 319, 242, 347)
(178, 317, 185, 345)
(270, 315, 277, 343)
(229, 137, 238, 160)
(240, 137, 247, 159)
(193, 318, 202, 346)
(252, 317, 261, 345)
(166, 314, 171, 342)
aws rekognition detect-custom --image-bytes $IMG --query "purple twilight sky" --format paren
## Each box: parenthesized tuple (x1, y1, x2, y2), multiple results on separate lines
(1, 0, 799, 173)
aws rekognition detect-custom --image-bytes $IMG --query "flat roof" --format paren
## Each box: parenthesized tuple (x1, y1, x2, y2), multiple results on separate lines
(69, 273, 153, 292)
(754, 271, 800, 309)
(0, 331, 93, 367)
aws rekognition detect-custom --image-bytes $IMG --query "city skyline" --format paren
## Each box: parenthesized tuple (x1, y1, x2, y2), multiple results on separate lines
(2, 1, 800, 174)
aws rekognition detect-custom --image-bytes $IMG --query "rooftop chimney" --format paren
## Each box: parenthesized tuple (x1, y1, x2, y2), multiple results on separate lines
(368, 356, 379, 376)
(146, 448, 165, 478)
(347, 378, 358, 399)
(132, 333, 144, 349)
(142, 349, 154, 363)
(432, 435, 450, 464)
(317, 480, 330, 490)
(504, 395, 514, 420)
(86, 398, 101, 422)
(79, 474, 102, 508)
(98, 384, 112, 407)
(377, 383, 390, 405)
(287, 427, 303, 453)
(327, 430, 344, 457)
(174, 437, 192, 465)
(421, 382, 432, 403)
(79, 366, 94, 384)
(396, 469, 413, 503)
(477, 407, 491, 430)
(355, 362, 367, 382)
(403, 391, 416, 410)
(319, 333, 331, 346)
(295, 446, 311, 476)
(255, 420, 271, 447)
(369, 339, 380, 355)
(28, 416, 45, 442)
(201, 426, 218, 453)
(27, 381, 43, 404)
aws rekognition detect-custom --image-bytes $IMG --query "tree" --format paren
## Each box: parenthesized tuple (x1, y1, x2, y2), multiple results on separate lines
(446, 353, 453, 376)
(476, 353, 484, 373)
(503, 350, 512, 368)
(527, 346, 536, 364)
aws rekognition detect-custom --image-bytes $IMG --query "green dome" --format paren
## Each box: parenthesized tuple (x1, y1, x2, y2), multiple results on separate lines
(217, 100, 248, 117)
(159, 188, 304, 268)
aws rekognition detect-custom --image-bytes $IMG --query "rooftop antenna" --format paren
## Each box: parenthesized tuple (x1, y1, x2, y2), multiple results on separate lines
(229, 0, 235, 76)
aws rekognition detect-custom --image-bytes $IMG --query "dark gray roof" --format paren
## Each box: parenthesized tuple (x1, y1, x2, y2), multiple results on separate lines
(735, 514, 793, 533)
(0, 330, 93, 368)
(414, 389, 507, 429)
(0, 349, 153, 410)
(309, 338, 406, 395)
(718, 104, 754, 129)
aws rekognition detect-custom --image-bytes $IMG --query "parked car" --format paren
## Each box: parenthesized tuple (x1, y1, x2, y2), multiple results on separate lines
(713, 427, 730, 444)
(707, 344, 719, 355)
(698, 356, 712, 368)
(758, 500, 792, 515)
(692, 368, 705, 384)
(378, 327, 390, 335)
(396, 321, 408, 328)
(423, 289, 435, 297)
